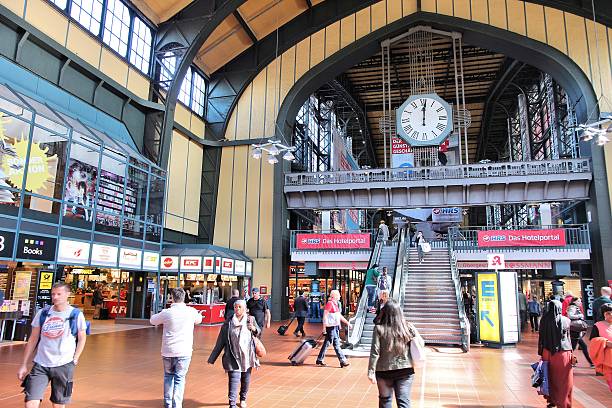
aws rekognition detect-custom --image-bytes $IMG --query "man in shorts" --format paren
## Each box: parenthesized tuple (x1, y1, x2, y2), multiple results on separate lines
(17, 282, 87, 407)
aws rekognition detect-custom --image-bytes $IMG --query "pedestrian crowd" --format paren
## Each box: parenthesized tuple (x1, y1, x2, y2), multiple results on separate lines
(15, 280, 611, 408)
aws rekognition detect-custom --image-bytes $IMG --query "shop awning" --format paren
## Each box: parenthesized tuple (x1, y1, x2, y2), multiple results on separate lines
(161, 244, 252, 277)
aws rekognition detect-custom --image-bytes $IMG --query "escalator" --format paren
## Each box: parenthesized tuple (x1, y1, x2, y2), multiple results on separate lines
(347, 228, 408, 351)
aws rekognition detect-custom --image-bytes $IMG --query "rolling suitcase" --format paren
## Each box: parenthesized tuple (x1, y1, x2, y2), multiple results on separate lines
(288, 335, 323, 366)
(277, 317, 295, 335)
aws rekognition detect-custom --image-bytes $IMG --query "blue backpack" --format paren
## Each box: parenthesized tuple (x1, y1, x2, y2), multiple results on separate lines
(39, 305, 91, 339)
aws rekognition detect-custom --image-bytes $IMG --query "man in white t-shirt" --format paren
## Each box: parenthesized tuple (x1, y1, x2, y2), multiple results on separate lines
(18, 282, 87, 408)
(150, 288, 202, 408)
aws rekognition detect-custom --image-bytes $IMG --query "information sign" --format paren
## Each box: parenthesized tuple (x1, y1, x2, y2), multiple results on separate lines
(35, 270, 54, 310)
(477, 272, 500, 343)
(487, 254, 505, 270)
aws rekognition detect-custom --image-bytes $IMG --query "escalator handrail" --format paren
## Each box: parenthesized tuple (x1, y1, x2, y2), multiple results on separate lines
(448, 233, 470, 352)
(347, 228, 384, 346)
(391, 227, 407, 302)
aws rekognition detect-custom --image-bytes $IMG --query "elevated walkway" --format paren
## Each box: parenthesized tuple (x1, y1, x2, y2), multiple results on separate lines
(284, 159, 592, 209)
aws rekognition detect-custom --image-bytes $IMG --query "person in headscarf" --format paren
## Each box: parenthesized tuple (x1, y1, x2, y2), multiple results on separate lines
(538, 300, 573, 408)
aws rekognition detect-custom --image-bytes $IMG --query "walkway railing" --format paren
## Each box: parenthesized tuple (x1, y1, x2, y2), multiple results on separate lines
(448, 235, 470, 352)
(285, 158, 591, 186)
(448, 224, 590, 252)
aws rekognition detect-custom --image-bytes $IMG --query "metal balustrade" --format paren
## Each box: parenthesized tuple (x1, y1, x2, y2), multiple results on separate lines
(285, 158, 591, 186)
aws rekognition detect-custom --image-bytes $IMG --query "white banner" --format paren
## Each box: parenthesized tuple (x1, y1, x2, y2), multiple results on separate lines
(431, 207, 462, 223)
(203, 256, 215, 272)
(222, 258, 234, 275)
(57, 239, 90, 264)
(142, 252, 160, 271)
(119, 248, 142, 268)
(234, 260, 246, 276)
(180, 256, 202, 271)
(90, 244, 118, 267)
(161, 256, 179, 271)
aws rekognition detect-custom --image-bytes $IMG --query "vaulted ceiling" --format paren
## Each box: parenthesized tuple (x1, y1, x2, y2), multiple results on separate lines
(134, 0, 325, 74)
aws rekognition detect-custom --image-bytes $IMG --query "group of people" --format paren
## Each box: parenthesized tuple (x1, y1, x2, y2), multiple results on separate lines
(537, 286, 612, 408)
(364, 264, 392, 313)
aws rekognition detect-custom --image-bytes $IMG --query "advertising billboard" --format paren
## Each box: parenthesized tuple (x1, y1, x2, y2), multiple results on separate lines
(295, 233, 371, 250)
(477, 229, 566, 247)
(477, 272, 500, 343)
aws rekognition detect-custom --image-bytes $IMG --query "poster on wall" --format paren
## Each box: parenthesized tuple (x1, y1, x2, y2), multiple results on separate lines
(13, 271, 32, 300)
(477, 229, 567, 247)
(477, 272, 500, 343)
(64, 159, 97, 221)
(391, 137, 414, 169)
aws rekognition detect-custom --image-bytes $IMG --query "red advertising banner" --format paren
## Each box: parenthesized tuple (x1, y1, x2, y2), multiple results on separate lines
(391, 137, 411, 154)
(296, 233, 371, 250)
(477, 229, 566, 247)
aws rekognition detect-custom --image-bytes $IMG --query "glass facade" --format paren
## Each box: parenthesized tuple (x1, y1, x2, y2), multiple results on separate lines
(0, 83, 166, 266)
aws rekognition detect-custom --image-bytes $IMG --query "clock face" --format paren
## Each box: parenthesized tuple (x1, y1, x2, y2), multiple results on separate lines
(396, 94, 453, 146)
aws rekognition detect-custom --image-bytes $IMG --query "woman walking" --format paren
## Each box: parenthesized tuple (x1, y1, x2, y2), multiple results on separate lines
(538, 300, 573, 408)
(589, 303, 612, 391)
(368, 299, 420, 408)
(414, 231, 426, 263)
(567, 297, 594, 367)
(208, 300, 260, 408)
(316, 289, 350, 367)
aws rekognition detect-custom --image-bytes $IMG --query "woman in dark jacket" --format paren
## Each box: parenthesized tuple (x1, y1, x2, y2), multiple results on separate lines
(567, 296, 594, 367)
(368, 299, 421, 408)
(208, 299, 260, 408)
(538, 300, 573, 408)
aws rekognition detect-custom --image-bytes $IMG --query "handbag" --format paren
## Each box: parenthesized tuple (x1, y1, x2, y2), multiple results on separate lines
(531, 360, 550, 396)
(253, 337, 266, 358)
(420, 242, 431, 253)
(569, 318, 588, 332)
(409, 329, 426, 367)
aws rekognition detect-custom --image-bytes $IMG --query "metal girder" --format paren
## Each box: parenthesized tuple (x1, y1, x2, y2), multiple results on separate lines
(328, 78, 378, 167)
(476, 59, 525, 160)
(154, 0, 248, 168)
(233, 11, 257, 44)
(205, 0, 381, 139)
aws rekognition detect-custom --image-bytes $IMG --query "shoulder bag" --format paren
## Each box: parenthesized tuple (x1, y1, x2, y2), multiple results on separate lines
(569, 318, 588, 333)
(253, 336, 266, 358)
(408, 324, 426, 367)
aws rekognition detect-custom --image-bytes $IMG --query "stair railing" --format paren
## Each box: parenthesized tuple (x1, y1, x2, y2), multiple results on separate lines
(347, 228, 383, 347)
(391, 227, 408, 304)
(448, 232, 470, 352)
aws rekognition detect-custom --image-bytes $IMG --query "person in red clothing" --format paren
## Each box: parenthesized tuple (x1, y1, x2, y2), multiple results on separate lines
(316, 290, 351, 368)
(561, 291, 574, 317)
(539, 300, 573, 408)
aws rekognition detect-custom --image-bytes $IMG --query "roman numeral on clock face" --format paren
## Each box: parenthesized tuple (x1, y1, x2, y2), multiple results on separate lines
(403, 124, 413, 133)
(411, 102, 418, 109)
(436, 123, 445, 131)
(439, 116, 447, 121)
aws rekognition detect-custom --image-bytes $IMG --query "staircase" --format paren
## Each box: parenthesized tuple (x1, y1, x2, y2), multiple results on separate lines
(357, 243, 398, 350)
(403, 246, 463, 346)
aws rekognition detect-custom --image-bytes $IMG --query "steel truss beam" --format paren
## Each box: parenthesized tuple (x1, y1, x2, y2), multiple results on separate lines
(153, 0, 248, 168)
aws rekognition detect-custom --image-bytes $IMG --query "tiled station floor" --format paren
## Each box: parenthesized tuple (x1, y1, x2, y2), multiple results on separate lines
(1, 321, 610, 407)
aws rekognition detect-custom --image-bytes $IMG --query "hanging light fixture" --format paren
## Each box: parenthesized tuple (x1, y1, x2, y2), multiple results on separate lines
(267, 154, 279, 164)
(282, 150, 295, 161)
(251, 147, 262, 159)
(577, 1, 611, 147)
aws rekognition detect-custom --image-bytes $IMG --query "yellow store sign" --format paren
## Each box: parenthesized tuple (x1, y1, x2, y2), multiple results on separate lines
(38, 271, 53, 289)
(477, 272, 500, 343)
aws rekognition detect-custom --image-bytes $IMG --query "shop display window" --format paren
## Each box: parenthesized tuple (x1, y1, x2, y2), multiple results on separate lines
(0, 82, 166, 260)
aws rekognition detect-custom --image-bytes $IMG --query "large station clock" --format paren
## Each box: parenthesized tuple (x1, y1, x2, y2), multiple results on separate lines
(396, 93, 453, 146)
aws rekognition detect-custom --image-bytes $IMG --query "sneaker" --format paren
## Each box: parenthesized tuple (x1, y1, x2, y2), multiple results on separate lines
(239, 401, 247, 408)
(316, 361, 326, 367)
(293, 332, 299, 337)
(340, 361, 351, 368)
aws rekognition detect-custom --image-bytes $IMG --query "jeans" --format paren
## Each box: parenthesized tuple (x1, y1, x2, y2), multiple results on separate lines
(376, 373, 414, 408)
(162, 356, 191, 408)
(294, 316, 306, 336)
(366, 285, 377, 308)
(529, 313, 540, 331)
(317, 326, 347, 364)
(571, 336, 593, 365)
(417, 245, 424, 262)
(228, 368, 252, 407)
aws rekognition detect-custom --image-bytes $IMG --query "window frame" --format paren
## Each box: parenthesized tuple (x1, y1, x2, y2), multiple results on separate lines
(44, 0, 155, 77)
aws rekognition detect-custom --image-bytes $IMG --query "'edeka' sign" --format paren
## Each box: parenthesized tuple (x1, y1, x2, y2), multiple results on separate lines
(295, 233, 371, 250)
(477, 229, 566, 247)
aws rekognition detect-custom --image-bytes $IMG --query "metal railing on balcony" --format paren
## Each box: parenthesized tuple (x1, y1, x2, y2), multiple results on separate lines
(448, 224, 591, 252)
(285, 158, 591, 186)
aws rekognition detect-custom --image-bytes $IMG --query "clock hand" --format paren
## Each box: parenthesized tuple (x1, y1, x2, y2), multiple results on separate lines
(422, 105, 426, 127)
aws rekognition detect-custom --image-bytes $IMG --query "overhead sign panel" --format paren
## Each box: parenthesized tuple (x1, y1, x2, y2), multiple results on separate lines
(57, 239, 90, 264)
(91, 244, 118, 267)
(119, 248, 142, 268)
(295, 233, 371, 250)
(477, 229, 566, 247)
